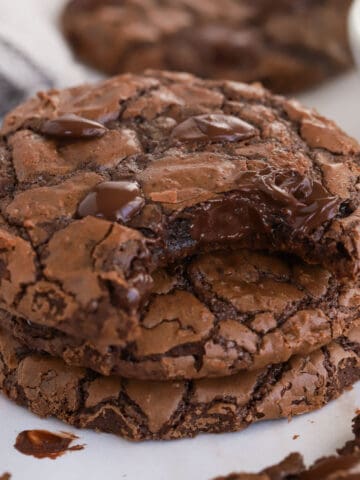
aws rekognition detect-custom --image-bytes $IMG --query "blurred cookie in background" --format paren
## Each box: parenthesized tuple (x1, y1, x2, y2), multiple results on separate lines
(62, 0, 354, 93)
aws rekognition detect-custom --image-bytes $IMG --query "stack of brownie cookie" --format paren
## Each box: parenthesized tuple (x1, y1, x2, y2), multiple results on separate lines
(0, 70, 359, 440)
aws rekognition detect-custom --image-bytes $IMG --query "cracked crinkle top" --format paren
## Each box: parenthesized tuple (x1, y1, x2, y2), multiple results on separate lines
(0, 70, 360, 366)
(2, 248, 360, 379)
(62, 0, 353, 94)
(0, 326, 359, 440)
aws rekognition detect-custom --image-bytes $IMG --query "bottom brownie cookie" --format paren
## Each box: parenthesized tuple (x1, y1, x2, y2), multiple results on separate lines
(0, 328, 359, 441)
(215, 415, 360, 479)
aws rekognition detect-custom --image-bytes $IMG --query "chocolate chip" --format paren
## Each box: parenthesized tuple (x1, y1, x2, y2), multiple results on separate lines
(41, 114, 107, 138)
(78, 181, 145, 223)
(171, 114, 257, 142)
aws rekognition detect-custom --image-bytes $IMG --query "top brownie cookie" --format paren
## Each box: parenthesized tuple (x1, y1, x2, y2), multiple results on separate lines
(62, 0, 353, 93)
(0, 71, 359, 349)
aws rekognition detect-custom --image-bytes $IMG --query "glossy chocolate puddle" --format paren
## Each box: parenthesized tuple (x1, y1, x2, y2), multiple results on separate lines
(14, 430, 85, 460)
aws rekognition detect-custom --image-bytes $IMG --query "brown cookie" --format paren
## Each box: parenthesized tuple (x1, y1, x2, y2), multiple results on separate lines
(215, 415, 360, 479)
(1, 71, 359, 351)
(2, 249, 359, 380)
(0, 327, 359, 441)
(62, 0, 353, 93)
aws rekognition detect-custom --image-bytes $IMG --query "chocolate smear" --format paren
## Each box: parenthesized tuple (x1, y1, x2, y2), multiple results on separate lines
(14, 430, 84, 460)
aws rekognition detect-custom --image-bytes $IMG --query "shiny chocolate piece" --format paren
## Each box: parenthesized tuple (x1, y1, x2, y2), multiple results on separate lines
(77, 181, 145, 223)
(189, 170, 341, 244)
(14, 430, 84, 459)
(171, 114, 257, 142)
(41, 114, 107, 138)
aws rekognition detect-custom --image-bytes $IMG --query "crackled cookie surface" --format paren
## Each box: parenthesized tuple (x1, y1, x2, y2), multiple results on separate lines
(2, 249, 360, 379)
(1, 71, 359, 351)
(0, 327, 359, 441)
(62, 0, 353, 93)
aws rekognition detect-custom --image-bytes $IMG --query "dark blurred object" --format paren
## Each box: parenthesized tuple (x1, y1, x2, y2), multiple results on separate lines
(0, 74, 24, 119)
(0, 36, 53, 119)
(214, 414, 360, 479)
(62, 0, 354, 94)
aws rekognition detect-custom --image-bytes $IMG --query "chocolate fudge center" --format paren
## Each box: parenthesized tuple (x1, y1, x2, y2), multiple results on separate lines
(184, 169, 340, 242)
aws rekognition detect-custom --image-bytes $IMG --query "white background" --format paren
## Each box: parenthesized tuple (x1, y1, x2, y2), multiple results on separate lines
(0, 1, 359, 479)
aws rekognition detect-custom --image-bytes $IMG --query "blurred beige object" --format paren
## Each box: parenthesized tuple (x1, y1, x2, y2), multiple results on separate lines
(0, 0, 98, 118)
(349, 0, 360, 66)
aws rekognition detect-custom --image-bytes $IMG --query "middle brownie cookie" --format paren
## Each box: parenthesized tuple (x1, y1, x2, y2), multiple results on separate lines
(2, 249, 359, 380)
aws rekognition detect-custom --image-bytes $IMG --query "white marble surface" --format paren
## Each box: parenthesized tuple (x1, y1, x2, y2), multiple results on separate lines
(0, 1, 360, 479)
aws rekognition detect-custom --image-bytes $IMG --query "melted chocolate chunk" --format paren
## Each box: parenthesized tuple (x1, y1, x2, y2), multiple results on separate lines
(171, 114, 257, 142)
(188, 170, 341, 243)
(77, 181, 145, 222)
(14, 430, 84, 459)
(41, 114, 107, 138)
